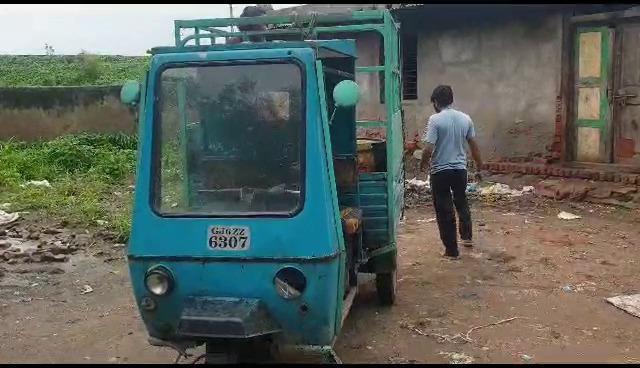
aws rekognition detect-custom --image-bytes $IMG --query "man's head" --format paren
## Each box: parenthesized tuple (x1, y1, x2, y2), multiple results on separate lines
(239, 5, 267, 32)
(430, 85, 454, 113)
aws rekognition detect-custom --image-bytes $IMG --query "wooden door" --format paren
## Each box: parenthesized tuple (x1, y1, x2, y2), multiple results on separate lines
(613, 23, 640, 165)
(572, 27, 613, 163)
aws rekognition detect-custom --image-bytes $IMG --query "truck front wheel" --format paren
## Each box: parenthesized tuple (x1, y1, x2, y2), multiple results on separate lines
(375, 269, 397, 306)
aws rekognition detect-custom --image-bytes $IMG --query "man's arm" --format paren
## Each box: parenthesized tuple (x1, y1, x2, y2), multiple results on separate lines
(465, 117, 483, 181)
(420, 143, 434, 172)
(420, 117, 437, 172)
(467, 137, 483, 170)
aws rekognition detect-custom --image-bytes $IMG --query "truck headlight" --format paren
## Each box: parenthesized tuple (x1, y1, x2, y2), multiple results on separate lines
(145, 266, 173, 296)
(274, 267, 306, 299)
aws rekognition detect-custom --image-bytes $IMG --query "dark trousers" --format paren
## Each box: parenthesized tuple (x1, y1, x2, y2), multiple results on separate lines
(430, 169, 472, 256)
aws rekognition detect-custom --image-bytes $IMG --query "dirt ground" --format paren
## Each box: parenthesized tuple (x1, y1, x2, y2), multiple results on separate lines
(1, 194, 640, 364)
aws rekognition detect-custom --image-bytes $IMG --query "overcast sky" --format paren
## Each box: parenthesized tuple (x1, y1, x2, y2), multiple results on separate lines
(0, 4, 299, 56)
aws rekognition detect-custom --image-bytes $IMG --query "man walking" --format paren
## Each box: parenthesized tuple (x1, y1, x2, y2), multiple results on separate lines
(420, 85, 483, 259)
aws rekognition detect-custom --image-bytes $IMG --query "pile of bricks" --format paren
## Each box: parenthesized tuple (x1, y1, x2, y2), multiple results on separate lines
(483, 162, 640, 185)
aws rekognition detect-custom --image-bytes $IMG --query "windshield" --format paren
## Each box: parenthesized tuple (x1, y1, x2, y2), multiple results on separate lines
(153, 62, 304, 216)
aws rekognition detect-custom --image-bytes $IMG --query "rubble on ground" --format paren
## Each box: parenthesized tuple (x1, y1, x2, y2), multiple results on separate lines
(404, 178, 535, 208)
(0, 218, 124, 268)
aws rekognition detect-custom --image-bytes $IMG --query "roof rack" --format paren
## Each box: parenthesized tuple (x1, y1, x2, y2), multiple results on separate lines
(173, 10, 387, 48)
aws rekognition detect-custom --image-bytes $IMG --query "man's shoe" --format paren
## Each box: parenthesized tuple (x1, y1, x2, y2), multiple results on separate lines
(442, 251, 460, 260)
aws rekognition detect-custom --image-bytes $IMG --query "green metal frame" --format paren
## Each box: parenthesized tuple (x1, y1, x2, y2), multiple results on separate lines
(172, 9, 405, 269)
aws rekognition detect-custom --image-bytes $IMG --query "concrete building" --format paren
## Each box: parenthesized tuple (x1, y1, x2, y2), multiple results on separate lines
(270, 4, 640, 175)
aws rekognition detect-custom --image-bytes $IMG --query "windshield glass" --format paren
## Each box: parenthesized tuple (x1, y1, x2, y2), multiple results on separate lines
(153, 62, 304, 216)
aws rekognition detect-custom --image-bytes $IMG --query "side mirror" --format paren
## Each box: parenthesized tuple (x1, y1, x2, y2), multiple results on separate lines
(120, 80, 141, 106)
(332, 80, 360, 108)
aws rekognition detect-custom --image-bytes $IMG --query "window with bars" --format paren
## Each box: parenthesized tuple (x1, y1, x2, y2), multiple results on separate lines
(401, 32, 418, 100)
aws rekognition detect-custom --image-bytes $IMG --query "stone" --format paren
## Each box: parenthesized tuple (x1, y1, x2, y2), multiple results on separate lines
(28, 254, 43, 263)
(40, 252, 67, 263)
(71, 234, 92, 247)
(612, 186, 637, 196)
(0, 240, 11, 250)
(3, 250, 22, 260)
(50, 244, 75, 255)
(26, 232, 40, 240)
(589, 187, 613, 199)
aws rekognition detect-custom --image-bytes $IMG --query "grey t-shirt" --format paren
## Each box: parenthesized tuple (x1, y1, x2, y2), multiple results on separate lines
(422, 106, 475, 174)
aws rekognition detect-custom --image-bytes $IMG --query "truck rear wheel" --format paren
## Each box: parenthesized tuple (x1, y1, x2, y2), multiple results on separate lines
(375, 269, 397, 306)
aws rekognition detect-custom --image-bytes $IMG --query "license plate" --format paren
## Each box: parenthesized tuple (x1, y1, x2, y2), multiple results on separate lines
(207, 226, 250, 251)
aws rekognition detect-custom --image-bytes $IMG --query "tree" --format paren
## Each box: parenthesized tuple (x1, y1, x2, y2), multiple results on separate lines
(44, 43, 55, 56)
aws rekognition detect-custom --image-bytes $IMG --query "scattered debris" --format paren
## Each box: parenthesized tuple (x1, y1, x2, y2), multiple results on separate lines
(406, 325, 470, 344)
(464, 317, 523, 341)
(402, 316, 523, 345)
(558, 211, 581, 220)
(575, 281, 597, 292)
(520, 354, 533, 362)
(388, 356, 417, 364)
(80, 285, 94, 295)
(406, 177, 430, 189)
(562, 285, 575, 293)
(478, 183, 534, 197)
(0, 210, 20, 226)
(405, 177, 432, 208)
(606, 294, 640, 319)
(12, 266, 64, 274)
(439, 351, 474, 364)
(20, 180, 52, 188)
(417, 218, 436, 223)
(96, 220, 108, 226)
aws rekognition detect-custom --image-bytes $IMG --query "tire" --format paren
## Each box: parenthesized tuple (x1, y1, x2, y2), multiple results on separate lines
(204, 352, 238, 364)
(204, 342, 239, 364)
(375, 269, 397, 306)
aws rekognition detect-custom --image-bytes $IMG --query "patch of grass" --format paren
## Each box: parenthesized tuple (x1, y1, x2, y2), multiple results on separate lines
(0, 55, 149, 87)
(0, 133, 137, 241)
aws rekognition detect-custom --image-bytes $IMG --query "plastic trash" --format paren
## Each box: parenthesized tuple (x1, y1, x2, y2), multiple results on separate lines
(478, 183, 533, 197)
(20, 180, 52, 188)
(406, 177, 430, 188)
(0, 210, 19, 226)
(557, 211, 581, 220)
(606, 294, 640, 319)
(439, 352, 474, 364)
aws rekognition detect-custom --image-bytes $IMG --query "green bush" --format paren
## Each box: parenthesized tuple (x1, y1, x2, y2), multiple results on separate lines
(0, 133, 138, 241)
(0, 55, 149, 87)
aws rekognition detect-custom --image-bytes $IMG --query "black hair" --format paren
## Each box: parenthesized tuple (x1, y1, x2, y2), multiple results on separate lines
(241, 5, 267, 17)
(238, 6, 267, 33)
(430, 85, 454, 108)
